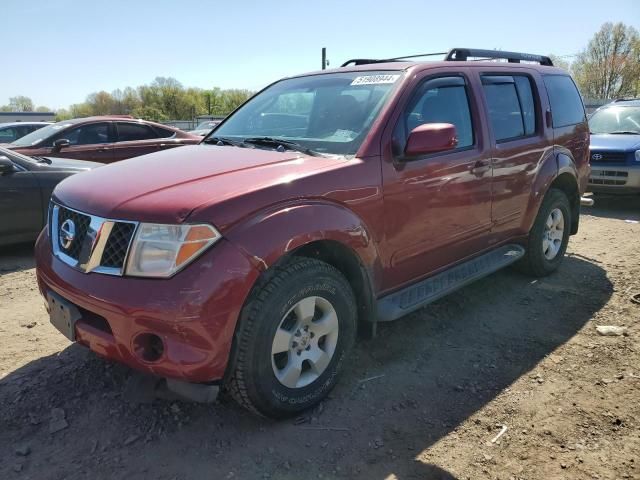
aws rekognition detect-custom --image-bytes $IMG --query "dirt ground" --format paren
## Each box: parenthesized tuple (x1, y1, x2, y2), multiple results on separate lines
(1, 195, 639, 480)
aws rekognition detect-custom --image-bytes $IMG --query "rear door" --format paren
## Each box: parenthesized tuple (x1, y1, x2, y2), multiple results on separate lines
(112, 122, 164, 160)
(478, 70, 550, 242)
(0, 156, 42, 243)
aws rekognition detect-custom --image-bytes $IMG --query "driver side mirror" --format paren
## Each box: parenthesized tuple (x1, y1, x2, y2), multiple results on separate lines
(53, 138, 70, 151)
(405, 123, 458, 157)
(0, 156, 14, 174)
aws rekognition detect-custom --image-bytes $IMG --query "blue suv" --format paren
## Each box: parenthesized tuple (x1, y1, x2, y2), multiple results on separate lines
(588, 99, 640, 194)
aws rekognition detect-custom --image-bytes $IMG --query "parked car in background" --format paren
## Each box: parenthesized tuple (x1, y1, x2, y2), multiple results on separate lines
(4, 116, 201, 163)
(189, 120, 221, 136)
(36, 48, 590, 418)
(587, 99, 640, 194)
(0, 147, 100, 246)
(0, 122, 51, 143)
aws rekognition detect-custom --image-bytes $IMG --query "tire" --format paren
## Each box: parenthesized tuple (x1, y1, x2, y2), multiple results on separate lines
(225, 258, 357, 418)
(517, 188, 572, 277)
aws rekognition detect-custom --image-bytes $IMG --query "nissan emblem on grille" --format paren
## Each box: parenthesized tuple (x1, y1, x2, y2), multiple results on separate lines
(592, 153, 603, 161)
(59, 219, 76, 250)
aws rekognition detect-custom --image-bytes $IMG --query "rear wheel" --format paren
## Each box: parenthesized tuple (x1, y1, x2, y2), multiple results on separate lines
(225, 258, 357, 418)
(517, 188, 571, 277)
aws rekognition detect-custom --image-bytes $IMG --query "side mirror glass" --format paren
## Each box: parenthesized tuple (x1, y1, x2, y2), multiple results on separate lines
(53, 138, 71, 151)
(0, 156, 14, 174)
(404, 123, 458, 157)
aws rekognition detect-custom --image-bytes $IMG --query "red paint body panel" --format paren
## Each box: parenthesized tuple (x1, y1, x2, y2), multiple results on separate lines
(8, 117, 200, 163)
(35, 231, 259, 382)
(35, 61, 590, 383)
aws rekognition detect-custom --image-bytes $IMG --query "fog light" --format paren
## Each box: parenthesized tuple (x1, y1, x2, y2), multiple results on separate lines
(133, 333, 164, 362)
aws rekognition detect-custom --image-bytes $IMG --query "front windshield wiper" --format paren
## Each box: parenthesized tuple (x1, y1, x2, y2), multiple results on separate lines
(608, 131, 640, 135)
(242, 137, 320, 156)
(202, 136, 252, 148)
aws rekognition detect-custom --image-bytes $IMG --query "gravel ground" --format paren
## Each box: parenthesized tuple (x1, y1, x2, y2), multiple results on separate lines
(0, 195, 639, 480)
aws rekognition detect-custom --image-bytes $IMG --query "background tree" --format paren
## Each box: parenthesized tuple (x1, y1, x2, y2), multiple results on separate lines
(8, 95, 35, 112)
(572, 22, 640, 99)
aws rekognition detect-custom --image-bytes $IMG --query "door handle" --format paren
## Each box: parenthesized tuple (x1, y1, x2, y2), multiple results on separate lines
(470, 159, 491, 175)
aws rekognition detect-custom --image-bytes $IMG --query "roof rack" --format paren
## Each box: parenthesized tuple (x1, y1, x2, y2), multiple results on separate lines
(341, 52, 447, 67)
(445, 48, 553, 66)
(341, 48, 553, 67)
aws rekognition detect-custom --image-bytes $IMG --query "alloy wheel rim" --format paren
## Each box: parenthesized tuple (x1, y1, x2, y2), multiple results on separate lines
(542, 208, 564, 260)
(271, 296, 339, 389)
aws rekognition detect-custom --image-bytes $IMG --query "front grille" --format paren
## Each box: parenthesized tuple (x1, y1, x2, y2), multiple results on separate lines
(590, 151, 627, 164)
(57, 207, 91, 259)
(101, 222, 136, 268)
(51, 203, 138, 275)
(588, 178, 627, 186)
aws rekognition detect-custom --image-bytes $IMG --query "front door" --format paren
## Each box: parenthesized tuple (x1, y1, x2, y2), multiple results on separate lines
(381, 73, 493, 291)
(49, 122, 115, 162)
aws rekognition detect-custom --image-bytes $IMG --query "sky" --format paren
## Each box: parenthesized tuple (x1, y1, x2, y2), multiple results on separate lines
(1, 0, 638, 110)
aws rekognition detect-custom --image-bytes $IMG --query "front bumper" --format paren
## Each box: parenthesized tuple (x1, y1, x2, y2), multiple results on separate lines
(35, 229, 260, 383)
(588, 164, 640, 194)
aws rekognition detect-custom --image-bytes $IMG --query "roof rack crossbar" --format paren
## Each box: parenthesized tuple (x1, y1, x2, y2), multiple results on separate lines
(445, 48, 553, 66)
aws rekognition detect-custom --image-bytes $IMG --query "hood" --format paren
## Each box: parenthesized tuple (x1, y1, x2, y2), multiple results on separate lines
(590, 134, 640, 151)
(43, 156, 102, 171)
(53, 144, 346, 226)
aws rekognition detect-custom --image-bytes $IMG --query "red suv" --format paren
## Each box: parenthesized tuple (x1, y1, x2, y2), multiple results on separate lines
(35, 49, 590, 418)
(6, 116, 200, 162)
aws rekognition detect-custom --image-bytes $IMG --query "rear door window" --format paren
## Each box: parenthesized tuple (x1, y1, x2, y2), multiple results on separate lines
(543, 75, 586, 127)
(116, 122, 160, 142)
(481, 75, 538, 142)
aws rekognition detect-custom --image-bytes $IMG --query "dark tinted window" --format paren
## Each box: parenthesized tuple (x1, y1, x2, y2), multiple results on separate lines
(64, 123, 110, 145)
(482, 75, 537, 142)
(397, 77, 474, 152)
(153, 126, 177, 138)
(543, 75, 585, 127)
(514, 76, 536, 135)
(116, 123, 159, 141)
(0, 127, 18, 143)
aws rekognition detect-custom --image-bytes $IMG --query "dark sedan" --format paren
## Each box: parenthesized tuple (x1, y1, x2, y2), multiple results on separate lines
(0, 147, 101, 246)
(4, 116, 201, 163)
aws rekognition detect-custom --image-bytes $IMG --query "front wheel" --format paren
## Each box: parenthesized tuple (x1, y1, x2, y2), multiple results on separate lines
(225, 258, 357, 418)
(517, 188, 572, 277)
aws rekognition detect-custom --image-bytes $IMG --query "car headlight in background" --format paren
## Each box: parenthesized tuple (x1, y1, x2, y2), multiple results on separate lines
(126, 223, 221, 278)
(635, 150, 640, 162)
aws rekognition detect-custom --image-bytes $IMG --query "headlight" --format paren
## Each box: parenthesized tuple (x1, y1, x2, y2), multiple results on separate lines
(125, 223, 221, 278)
(635, 150, 640, 162)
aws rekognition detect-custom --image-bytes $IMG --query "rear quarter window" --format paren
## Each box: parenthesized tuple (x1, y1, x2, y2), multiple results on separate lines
(543, 75, 586, 128)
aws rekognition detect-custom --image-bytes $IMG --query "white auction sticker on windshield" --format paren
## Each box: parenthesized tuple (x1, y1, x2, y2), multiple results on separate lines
(350, 74, 400, 86)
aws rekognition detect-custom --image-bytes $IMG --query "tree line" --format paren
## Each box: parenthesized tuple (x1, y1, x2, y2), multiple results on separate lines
(1, 78, 253, 122)
(2, 21, 638, 122)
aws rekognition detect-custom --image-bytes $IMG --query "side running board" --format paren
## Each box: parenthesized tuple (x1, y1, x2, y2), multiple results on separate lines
(377, 244, 525, 322)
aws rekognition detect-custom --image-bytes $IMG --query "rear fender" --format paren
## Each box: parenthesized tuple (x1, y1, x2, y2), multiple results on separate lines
(521, 149, 580, 234)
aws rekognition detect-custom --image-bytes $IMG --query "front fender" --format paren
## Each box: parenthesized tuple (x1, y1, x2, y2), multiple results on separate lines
(225, 201, 382, 290)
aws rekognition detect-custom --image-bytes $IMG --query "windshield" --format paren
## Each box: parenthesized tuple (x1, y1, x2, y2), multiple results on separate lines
(208, 71, 403, 156)
(10, 121, 74, 147)
(589, 106, 640, 134)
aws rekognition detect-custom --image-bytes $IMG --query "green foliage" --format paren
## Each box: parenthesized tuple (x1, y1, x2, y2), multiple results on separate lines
(55, 77, 253, 121)
(572, 22, 640, 99)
